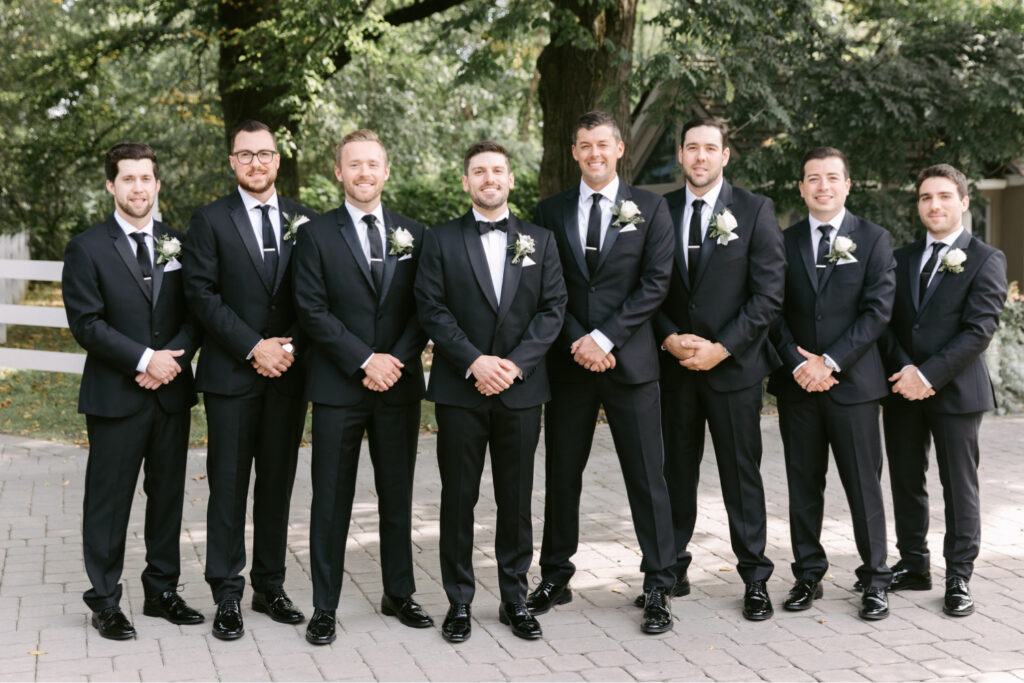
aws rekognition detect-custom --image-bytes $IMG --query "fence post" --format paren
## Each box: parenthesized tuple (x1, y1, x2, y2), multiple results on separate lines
(0, 231, 31, 344)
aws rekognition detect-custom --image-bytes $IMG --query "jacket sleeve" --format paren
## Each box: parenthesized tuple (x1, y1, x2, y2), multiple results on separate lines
(505, 231, 568, 375)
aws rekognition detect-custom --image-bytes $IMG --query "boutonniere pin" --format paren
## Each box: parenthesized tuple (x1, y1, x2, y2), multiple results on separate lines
(610, 199, 643, 227)
(939, 248, 966, 274)
(388, 227, 415, 256)
(827, 235, 858, 263)
(508, 233, 536, 265)
(154, 235, 182, 265)
(708, 209, 739, 246)
(282, 213, 310, 242)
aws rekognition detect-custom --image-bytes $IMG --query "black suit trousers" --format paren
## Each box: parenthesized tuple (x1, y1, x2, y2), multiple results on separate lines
(436, 400, 540, 605)
(540, 378, 675, 591)
(883, 400, 983, 580)
(309, 398, 420, 610)
(778, 394, 891, 589)
(82, 396, 189, 611)
(661, 375, 774, 583)
(203, 382, 307, 602)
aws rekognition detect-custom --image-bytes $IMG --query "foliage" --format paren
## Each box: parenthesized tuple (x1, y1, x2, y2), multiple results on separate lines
(989, 281, 1024, 415)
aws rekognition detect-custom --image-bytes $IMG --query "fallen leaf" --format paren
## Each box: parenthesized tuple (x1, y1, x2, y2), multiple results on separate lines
(28, 651, 47, 656)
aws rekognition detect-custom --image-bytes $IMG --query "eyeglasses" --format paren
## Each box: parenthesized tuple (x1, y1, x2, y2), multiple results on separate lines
(231, 149, 278, 164)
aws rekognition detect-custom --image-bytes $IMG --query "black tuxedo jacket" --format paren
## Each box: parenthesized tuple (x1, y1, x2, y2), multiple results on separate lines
(415, 212, 567, 409)
(183, 191, 317, 398)
(293, 205, 426, 407)
(768, 212, 896, 405)
(534, 182, 673, 385)
(62, 216, 199, 418)
(880, 231, 1006, 414)
(654, 180, 785, 392)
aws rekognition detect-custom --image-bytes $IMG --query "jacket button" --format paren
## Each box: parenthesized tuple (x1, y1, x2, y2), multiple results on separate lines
(913, 324, 920, 330)
(589, 286, 596, 292)
(689, 303, 696, 310)
(270, 305, 277, 311)
(153, 331, 160, 337)
(816, 315, 823, 321)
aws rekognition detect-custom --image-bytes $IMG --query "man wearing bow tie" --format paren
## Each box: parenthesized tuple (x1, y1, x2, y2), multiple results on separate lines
(183, 120, 317, 640)
(879, 164, 1006, 617)
(63, 142, 203, 639)
(415, 141, 566, 643)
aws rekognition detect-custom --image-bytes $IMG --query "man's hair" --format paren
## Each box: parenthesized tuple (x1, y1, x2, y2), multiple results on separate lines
(572, 111, 622, 144)
(463, 140, 511, 174)
(335, 129, 389, 167)
(679, 117, 729, 149)
(801, 146, 850, 179)
(229, 120, 276, 151)
(104, 142, 159, 182)
(916, 163, 969, 199)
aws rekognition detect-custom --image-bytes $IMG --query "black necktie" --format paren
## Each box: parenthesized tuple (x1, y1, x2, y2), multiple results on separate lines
(259, 204, 278, 284)
(816, 224, 832, 283)
(476, 218, 508, 235)
(687, 199, 704, 285)
(364, 214, 384, 291)
(586, 194, 602, 274)
(129, 232, 153, 293)
(919, 242, 943, 304)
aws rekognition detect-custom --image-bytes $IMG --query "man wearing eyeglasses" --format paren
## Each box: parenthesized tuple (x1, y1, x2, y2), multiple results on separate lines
(182, 120, 317, 641)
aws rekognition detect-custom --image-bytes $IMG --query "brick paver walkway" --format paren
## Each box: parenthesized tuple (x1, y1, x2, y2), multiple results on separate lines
(1, 414, 1023, 681)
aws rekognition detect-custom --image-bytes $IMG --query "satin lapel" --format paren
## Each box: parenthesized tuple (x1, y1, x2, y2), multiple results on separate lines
(907, 239, 926, 313)
(920, 230, 971, 313)
(818, 212, 855, 291)
(230, 201, 272, 293)
(273, 202, 296, 294)
(694, 183, 730, 289)
(378, 208, 399, 303)
(108, 219, 152, 302)
(496, 217, 525, 326)
(795, 220, 818, 293)
(595, 183, 627, 272)
(667, 193, 690, 290)
(150, 223, 167, 310)
(337, 209, 376, 294)
(562, 190, 589, 279)
(462, 215, 499, 312)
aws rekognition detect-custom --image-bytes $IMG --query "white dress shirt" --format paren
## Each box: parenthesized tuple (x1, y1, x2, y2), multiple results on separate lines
(345, 201, 387, 266)
(237, 187, 281, 256)
(576, 177, 621, 354)
(681, 179, 724, 272)
(113, 211, 156, 373)
(472, 208, 510, 304)
(792, 209, 846, 375)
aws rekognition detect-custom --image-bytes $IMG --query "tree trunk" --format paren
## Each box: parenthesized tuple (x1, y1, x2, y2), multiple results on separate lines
(536, 0, 638, 199)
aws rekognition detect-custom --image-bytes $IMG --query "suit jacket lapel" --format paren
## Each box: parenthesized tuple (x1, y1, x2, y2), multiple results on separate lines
(337, 208, 376, 294)
(817, 212, 855, 291)
(379, 208, 400, 303)
(229, 198, 273, 293)
(461, 213, 499, 312)
(562, 190, 589, 279)
(273, 200, 296, 294)
(595, 183, 626, 272)
(150, 222, 168, 310)
(693, 181, 730, 289)
(907, 239, 926, 312)
(108, 219, 152, 302)
(920, 230, 972, 313)
(496, 216, 525, 326)
(667, 192, 690, 289)
(795, 220, 818, 292)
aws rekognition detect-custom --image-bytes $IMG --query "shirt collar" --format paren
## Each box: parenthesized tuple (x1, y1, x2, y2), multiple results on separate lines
(809, 208, 846, 234)
(472, 208, 510, 224)
(345, 201, 385, 229)
(684, 178, 724, 213)
(579, 175, 620, 206)
(926, 227, 964, 249)
(113, 211, 154, 238)
(238, 187, 279, 213)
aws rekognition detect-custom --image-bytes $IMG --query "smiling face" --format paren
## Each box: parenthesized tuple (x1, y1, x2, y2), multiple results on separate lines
(106, 158, 160, 227)
(572, 124, 624, 192)
(679, 125, 730, 196)
(799, 156, 850, 222)
(230, 129, 279, 202)
(463, 151, 514, 217)
(335, 139, 390, 212)
(918, 176, 969, 240)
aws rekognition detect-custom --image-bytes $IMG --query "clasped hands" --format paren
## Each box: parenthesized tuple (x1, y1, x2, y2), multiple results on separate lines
(250, 337, 295, 378)
(889, 365, 935, 401)
(662, 333, 729, 371)
(362, 353, 404, 392)
(470, 355, 521, 396)
(792, 346, 838, 392)
(570, 335, 616, 372)
(135, 348, 185, 390)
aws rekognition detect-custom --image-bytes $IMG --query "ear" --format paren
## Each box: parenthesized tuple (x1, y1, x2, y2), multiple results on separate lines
(334, 165, 343, 183)
(508, 172, 515, 190)
(106, 179, 115, 196)
(462, 175, 470, 193)
(722, 146, 731, 167)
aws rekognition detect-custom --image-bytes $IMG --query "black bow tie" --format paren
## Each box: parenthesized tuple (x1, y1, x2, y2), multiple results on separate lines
(477, 219, 508, 235)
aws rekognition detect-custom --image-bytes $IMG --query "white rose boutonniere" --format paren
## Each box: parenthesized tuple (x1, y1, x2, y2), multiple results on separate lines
(828, 235, 858, 263)
(708, 209, 739, 246)
(939, 248, 966, 274)
(388, 227, 415, 256)
(610, 199, 643, 227)
(282, 213, 310, 242)
(154, 236, 182, 265)
(508, 232, 536, 265)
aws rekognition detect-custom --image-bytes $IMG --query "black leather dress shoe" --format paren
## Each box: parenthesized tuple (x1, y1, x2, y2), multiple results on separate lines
(305, 608, 337, 645)
(252, 588, 304, 624)
(943, 576, 974, 617)
(91, 606, 136, 640)
(742, 580, 774, 621)
(890, 566, 932, 592)
(634, 573, 690, 607)
(212, 598, 245, 640)
(143, 590, 204, 625)
(782, 579, 823, 611)
(526, 581, 572, 615)
(859, 586, 889, 620)
(441, 604, 472, 643)
(381, 594, 434, 628)
(499, 601, 543, 639)
(640, 587, 673, 634)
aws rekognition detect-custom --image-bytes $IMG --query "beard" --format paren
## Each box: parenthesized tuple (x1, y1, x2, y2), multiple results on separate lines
(684, 166, 722, 190)
(116, 195, 154, 219)
(470, 187, 508, 212)
(237, 166, 277, 195)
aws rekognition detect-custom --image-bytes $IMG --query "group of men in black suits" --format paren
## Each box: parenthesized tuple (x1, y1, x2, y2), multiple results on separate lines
(63, 111, 1006, 645)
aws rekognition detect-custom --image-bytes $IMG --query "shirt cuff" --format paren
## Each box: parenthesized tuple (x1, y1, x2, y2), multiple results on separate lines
(137, 348, 155, 374)
(915, 368, 932, 388)
(246, 340, 261, 361)
(823, 354, 840, 372)
(361, 354, 373, 370)
(792, 360, 807, 375)
(590, 330, 614, 354)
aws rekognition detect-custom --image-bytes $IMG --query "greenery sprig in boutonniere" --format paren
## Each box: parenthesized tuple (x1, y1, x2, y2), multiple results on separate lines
(708, 209, 739, 245)
(827, 235, 857, 263)
(282, 213, 310, 242)
(939, 248, 966, 274)
(388, 227, 414, 256)
(154, 235, 182, 265)
(610, 199, 642, 227)
(508, 233, 536, 265)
